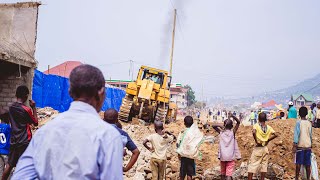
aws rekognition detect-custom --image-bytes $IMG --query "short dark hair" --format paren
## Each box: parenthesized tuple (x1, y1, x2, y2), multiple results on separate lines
(103, 108, 118, 124)
(258, 112, 267, 122)
(69, 64, 105, 99)
(299, 106, 308, 118)
(184, 116, 193, 127)
(16, 85, 29, 98)
(154, 120, 164, 131)
(224, 119, 233, 130)
(115, 121, 122, 129)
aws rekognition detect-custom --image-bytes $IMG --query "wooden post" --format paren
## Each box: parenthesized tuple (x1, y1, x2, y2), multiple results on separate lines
(169, 9, 177, 77)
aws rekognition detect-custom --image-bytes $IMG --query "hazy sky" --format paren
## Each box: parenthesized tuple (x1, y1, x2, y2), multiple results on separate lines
(3, 0, 320, 99)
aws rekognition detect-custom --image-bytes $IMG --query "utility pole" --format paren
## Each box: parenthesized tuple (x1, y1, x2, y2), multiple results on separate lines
(131, 60, 134, 80)
(129, 60, 134, 81)
(202, 84, 204, 109)
(169, 9, 177, 77)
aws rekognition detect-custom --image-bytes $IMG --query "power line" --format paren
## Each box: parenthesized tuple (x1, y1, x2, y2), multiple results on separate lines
(96, 60, 130, 67)
(303, 82, 320, 93)
(169, 0, 175, 9)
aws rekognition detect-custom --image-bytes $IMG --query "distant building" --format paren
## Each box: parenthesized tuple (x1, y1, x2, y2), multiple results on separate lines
(170, 83, 188, 109)
(106, 80, 133, 89)
(291, 93, 313, 107)
(261, 100, 277, 109)
(43, 61, 82, 78)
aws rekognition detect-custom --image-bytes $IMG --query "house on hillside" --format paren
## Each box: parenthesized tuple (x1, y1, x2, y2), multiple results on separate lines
(43, 61, 82, 78)
(0, 2, 40, 110)
(262, 100, 277, 109)
(291, 93, 313, 107)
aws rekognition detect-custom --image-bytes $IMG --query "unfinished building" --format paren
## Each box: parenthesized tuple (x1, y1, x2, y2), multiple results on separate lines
(0, 2, 40, 110)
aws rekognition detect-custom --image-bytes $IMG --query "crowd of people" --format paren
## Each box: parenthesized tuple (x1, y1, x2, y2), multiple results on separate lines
(0, 64, 317, 180)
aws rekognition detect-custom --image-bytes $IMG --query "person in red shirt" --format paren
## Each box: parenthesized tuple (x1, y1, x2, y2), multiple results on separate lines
(2, 85, 38, 180)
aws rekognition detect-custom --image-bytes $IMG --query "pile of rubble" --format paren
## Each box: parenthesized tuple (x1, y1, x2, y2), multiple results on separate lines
(122, 118, 320, 180)
(121, 120, 230, 179)
(36, 109, 320, 179)
(121, 124, 180, 179)
(204, 162, 285, 180)
(235, 119, 320, 179)
(36, 107, 59, 127)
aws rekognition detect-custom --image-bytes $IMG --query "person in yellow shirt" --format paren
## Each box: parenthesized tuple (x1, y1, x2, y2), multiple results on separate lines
(248, 112, 278, 180)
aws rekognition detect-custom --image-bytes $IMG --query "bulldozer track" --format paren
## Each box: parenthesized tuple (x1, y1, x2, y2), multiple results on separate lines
(155, 104, 168, 122)
(118, 95, 133, 122)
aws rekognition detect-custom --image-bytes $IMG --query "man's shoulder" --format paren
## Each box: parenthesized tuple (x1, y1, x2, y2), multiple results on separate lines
(147, 133, 158, 139)
(300, 120, 312, 126)
(253, 123, 259, 129)
(9, 102, 26, 112)
(295, 120, 301, 125)
(40, 111, 120, 137)
(290, 107, 297, 111)
(117, 127, 130, 137)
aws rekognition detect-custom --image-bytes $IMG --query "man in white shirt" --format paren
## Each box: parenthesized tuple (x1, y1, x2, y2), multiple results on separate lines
(13, 64, 123, 180)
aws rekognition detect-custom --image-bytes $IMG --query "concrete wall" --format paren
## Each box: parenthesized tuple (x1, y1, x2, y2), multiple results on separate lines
(0, 2, 39, 63)
(0, 61, 32, 110)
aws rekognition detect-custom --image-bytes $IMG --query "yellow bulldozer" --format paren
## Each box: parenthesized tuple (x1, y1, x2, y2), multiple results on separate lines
(118, 65, 175, 123)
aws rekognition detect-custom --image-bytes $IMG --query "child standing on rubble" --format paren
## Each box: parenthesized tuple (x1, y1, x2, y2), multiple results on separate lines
(177, 116, 204, 180)
(143, 121, 176, 180)
(293, 106, 312, 180)
(248, 112, 278, 180)
(212, 113, 241, 180)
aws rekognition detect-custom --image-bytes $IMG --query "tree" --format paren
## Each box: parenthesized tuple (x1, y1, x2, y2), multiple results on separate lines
(194, 101, 206, 109)
(184, 84, 196, 106)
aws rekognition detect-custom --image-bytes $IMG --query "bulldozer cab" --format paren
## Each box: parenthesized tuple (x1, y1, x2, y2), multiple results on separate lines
(138, 66, 169, 89)
(119, 65, 174, 123)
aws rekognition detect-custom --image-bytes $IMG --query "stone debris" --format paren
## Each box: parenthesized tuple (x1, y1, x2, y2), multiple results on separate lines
(36, 111, 320, 180)
(203, 162, 285, 180)
(37, 107, 58, 120)
(36, 107, 59, 128)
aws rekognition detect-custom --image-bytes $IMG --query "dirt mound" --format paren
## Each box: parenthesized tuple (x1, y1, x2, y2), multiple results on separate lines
(122, 118, 320, 179)
(236, 119, 320, 179)
(36, 110, 320, 179)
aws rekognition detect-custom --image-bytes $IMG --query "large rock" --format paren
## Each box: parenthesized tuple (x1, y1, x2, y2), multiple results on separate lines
(203, 166, 220, 180)
(146, 173, 152, 180)
(125, 172, 145, 180)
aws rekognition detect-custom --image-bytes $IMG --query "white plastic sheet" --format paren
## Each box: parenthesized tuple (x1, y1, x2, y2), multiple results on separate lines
(311, 153, 319, 180)
(177, 123, 204, 160)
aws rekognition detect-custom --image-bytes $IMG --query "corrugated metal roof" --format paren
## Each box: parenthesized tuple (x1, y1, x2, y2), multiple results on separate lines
(43, 61, 82, 78)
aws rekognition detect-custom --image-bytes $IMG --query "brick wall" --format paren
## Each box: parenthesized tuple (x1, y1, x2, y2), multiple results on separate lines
(0, 61, 33, 110)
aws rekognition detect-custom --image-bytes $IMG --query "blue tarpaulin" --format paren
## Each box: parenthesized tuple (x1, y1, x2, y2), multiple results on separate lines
(32, 70, 126, 112)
